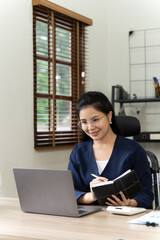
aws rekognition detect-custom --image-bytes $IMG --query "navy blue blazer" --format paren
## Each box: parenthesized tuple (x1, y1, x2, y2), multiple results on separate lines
(68, 135, 154, 208)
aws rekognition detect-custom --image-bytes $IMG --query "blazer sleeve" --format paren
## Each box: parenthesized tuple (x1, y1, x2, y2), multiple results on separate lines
(131, 146, 154, 208)
(68, 144, 87, 200)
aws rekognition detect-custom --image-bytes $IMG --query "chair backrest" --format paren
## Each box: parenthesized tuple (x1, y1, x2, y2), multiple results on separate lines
(116, 115, 140, 137)
(146, 150, 160, 209)
(116, 115, 160, 209)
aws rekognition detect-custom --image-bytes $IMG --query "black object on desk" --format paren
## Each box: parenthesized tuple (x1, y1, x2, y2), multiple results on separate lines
(146, 221, 158, 227)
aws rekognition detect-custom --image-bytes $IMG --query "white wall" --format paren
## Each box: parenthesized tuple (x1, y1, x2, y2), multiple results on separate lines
(0, 0, 160, 197)
(0, 0, 72, 197)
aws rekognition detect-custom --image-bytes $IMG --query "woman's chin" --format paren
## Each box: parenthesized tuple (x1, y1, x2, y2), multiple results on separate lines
(89, 133, 102, 140)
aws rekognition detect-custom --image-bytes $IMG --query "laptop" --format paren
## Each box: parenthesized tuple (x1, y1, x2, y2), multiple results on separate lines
(13, 168, 101, 217)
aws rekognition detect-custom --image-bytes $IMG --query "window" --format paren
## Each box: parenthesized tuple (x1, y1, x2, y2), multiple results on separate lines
(32, 0, 92, 150)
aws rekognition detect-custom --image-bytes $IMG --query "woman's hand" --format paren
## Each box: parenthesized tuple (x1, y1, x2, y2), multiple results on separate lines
(78, 176, 108, 204)
(105, 191, 137, 207)
(90, 177, 108, 201)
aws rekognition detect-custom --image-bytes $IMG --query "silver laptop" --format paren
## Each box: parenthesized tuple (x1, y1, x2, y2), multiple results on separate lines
(13, 168, 101, 217)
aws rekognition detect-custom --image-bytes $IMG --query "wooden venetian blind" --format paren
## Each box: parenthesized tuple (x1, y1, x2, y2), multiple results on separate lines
(33, 0, 92, 150)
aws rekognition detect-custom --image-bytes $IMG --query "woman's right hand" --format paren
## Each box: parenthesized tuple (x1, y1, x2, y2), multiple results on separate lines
(78, 176, 108, 204)
(90, 177, 108, 201)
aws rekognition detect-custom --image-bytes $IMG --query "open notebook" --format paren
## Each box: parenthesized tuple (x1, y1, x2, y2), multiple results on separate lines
(92, 169, 141, 206)
(13, 168, 101, 217)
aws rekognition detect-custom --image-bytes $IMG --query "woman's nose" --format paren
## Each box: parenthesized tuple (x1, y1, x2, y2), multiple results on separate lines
(87, 122, 95, 130)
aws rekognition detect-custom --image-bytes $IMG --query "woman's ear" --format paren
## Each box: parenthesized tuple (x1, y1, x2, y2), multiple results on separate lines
(108, 111, 113, 124)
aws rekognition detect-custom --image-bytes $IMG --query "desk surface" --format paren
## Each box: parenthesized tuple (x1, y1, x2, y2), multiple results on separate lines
(0, 198, 160, 240)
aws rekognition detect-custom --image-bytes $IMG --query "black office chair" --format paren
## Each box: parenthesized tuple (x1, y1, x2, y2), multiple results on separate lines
(116, 115, 160, 209)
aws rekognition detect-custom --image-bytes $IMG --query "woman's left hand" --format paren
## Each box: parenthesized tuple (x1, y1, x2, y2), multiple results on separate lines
(105, 191, 131, 206)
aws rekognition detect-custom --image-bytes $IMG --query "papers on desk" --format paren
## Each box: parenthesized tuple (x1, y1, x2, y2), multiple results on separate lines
(129, 211, 160, 226)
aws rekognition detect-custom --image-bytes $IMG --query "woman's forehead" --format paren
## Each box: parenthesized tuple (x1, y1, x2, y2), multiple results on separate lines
(79, 106, 103, 118)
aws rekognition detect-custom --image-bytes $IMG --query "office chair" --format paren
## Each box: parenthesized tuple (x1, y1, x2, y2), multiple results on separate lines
(115, 115, 160, 209)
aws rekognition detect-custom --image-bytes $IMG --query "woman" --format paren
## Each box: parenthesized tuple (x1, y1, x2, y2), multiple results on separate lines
(68, 91, 153, 208)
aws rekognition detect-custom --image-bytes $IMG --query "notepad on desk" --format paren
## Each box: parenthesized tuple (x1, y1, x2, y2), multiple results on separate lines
(92, 169, 142, 205)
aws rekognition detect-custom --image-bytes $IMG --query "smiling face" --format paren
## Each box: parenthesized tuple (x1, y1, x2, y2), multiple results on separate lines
(79, 106, 113, 142)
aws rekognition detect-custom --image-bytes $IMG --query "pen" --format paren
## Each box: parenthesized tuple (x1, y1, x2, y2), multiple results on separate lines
(91, 173, 106, 182)
(146, 221, 158, 227)
(91, 173, 100, 178)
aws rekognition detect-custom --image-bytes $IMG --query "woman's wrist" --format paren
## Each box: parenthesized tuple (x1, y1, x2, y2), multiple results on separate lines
(129, 199, 137, 207)
(77, 192, 96, 204)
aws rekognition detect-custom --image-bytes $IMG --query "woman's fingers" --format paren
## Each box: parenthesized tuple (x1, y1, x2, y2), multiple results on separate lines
(105, 192, 131, 206)
(90, 177, 108, 188)
(93, 177, 108, 183)
(90, 177, 108, 198)
(119, 191, 126, 201)
(119, 191, 131, 206)
(105, 197, 118, 206)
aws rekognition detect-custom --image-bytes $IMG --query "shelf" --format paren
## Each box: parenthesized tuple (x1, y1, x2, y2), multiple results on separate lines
(134, 132, 160, 142)
(111, 85, 160, 143)
(114, 97, 160, 104)
(111, 85, 160, 108)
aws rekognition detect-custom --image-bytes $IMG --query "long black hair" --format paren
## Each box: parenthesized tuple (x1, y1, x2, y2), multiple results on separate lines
(76, 91, 121, 141)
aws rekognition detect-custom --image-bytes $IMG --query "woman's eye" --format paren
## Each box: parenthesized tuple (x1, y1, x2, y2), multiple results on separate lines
(92, 118, 99, 122)
(81, 121, 87, 124)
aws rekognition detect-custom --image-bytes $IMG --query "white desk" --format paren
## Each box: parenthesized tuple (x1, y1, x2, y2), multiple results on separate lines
(0, 198, 160, 240)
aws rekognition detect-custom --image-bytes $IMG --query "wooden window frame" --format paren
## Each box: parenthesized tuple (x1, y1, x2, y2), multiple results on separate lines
(32, 0, 92, 150)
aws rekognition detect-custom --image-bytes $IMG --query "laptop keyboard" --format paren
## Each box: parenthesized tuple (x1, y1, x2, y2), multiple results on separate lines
(78, 206, 92, 215)
(78, 209, 89, 215)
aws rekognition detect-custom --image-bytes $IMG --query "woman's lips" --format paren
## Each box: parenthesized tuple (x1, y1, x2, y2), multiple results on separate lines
(89, 130, 100, 137)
